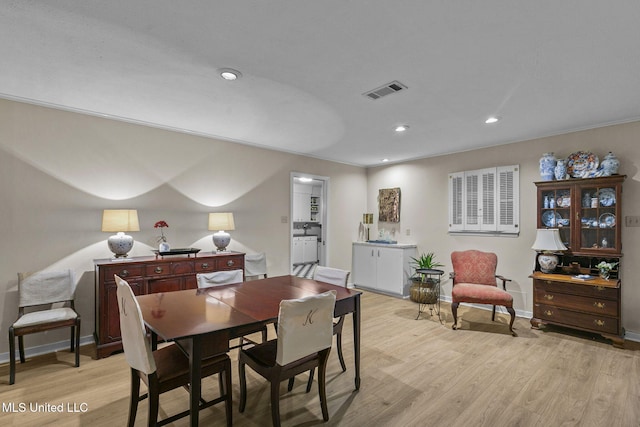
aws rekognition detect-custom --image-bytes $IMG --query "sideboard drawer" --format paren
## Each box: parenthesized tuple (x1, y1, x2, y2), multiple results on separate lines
(103, 264, 145, 281)
(218, 255, 244, 270)
(533, 279, 618, 300)
(533, 288, 618, 317)
(535, 303, 618, 335)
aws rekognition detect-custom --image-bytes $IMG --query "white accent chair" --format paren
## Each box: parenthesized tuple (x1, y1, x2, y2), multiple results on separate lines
(239, 290, 337, 427)
(8, 270, 80, 385)
(244, 252, 268, 279)
(115, 275, 232, 426)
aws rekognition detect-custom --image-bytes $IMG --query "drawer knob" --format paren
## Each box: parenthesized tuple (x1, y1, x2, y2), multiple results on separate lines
(227, 260, 235, 267)
(594, 319, 605, 327)
(154, 266, 163, 274)
(544, 294, 554, 301)
(593, 302, 606, 309)
(201, 263, 210, 269)
(120, 269, 129, 278)
(544, 310, 553, 317)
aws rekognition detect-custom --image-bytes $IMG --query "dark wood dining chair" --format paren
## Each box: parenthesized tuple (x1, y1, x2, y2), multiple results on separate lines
(450, 250, 516, 336)
(115, 275, 232, 427)
(8, 270, 80, 385)
(238, 290, 337, 427)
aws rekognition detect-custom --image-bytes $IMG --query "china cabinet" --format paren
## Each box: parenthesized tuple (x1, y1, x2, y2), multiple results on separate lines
(532, 175, 625, 346)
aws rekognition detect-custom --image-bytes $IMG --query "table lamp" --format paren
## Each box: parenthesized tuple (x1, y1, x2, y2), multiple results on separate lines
(531, 228, 567, 273)
(363, 213, 373, 241)
(102, 209, 140, 258)
(208, 212, 235, 252)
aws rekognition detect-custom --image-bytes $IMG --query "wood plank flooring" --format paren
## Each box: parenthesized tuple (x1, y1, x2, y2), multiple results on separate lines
(2, 290, 639, 426)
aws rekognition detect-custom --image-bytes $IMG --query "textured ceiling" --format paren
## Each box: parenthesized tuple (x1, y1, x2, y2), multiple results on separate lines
(2, 1, 640, 166)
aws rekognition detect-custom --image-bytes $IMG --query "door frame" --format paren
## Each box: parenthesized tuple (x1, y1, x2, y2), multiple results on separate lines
(290, 172, 329, 273)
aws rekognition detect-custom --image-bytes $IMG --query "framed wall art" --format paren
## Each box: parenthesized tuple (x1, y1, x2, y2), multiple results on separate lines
(378, 187, 401, 222)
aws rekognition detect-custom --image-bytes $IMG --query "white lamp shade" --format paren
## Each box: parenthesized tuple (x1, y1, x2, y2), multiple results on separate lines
(101, 210, 140, 232)
(101, 209, 139, 258)
(208, 213, 235, 231)
(531, 229, 567, 252)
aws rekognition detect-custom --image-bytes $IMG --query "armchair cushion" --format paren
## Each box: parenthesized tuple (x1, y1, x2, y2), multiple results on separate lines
(452, 283, 513, 306)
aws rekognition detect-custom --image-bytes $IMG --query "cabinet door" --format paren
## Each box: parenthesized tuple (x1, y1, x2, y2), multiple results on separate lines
(293, 193, 310, 222)
(352, 245, 377, 288)
(293, 237, 304, 264)
(576, 181, 620, 254)
(376, 247, 405, 294)
(303, 236, 318, 263)
(103, 279, 143, 342)
(538, 184, 572, 250)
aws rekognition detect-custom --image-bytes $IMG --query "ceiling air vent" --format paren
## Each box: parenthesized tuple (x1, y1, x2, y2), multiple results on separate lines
(363, 80, 407, 100)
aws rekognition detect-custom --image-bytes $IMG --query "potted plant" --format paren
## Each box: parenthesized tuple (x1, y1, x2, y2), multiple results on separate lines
(409, 252, 444, 304)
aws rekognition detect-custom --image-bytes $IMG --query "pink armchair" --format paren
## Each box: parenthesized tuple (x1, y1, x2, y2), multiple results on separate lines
(450, 250, 516, 336)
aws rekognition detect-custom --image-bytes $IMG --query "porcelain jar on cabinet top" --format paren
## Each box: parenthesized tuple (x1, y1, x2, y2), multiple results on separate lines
(600, 151, 620, 176)
(539, 152, 557, 181)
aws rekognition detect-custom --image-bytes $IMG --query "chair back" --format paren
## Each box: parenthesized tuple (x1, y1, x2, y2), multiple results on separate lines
(115, 275, 156, 375)
(244, 252, 267, 278)
(18, 270, 76, 307)
(451, 250, 498, 286)
(196, 269, 244, 288)
(276, 290, 336, 366)
(312, 266, 350, 287)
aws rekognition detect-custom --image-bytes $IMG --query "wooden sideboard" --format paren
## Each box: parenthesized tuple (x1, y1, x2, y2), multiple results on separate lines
(530, 271, 622, 347)
(94, 251, 244, 358)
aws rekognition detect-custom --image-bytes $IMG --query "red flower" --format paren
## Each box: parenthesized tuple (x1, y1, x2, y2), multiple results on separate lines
(154, 221, 169, 228)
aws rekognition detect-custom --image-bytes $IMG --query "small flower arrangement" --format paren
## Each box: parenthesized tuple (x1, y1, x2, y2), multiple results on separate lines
(154, 220, 169, 243)
(596, 261, 618, 279)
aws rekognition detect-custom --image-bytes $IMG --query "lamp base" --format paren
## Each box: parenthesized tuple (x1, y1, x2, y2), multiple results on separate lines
(538, 252, 559, 273)
(212, 230, 231, 252)
(107, 232, 134, 258)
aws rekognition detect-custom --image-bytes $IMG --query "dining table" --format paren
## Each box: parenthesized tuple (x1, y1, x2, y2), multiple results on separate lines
(136, 274, 362, 427)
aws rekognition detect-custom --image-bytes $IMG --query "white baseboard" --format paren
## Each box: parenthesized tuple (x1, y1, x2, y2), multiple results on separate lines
(0, 335, 94, 364)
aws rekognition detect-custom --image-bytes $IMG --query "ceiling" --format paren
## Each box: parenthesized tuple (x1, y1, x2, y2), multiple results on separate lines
(2, 1, 640, 167)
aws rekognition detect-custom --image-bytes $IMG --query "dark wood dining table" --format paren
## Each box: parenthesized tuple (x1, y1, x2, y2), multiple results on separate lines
(136, 274, 362, 427)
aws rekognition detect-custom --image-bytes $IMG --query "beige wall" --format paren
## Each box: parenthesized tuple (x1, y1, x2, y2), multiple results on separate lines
(366, 120, 640, 337)
(0, 98, 367, 356)
(2, 96, 639, 358)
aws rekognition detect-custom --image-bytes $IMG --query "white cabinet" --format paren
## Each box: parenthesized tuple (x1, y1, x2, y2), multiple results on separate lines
(352, 242, 417, 297)
(303, 236, 318, 263)
(293, 236, 318, 264)
(293, 192, 311, 222)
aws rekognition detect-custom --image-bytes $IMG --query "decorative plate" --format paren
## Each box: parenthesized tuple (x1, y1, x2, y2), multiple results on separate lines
(599, 213, 615, 228)
(598, 188, 616, 207)
(566, 151, 599, 178)
(556, 196, 571, 208)
(542, 210, 562, 227)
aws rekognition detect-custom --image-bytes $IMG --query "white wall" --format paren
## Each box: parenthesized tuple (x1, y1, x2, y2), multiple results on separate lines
(0, 98, 367, 356)
(366, 120, 640, 337)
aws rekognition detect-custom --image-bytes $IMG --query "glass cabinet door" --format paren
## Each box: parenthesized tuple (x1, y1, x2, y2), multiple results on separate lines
(539, 186, 572, 250)
(578, 184, 617, 252)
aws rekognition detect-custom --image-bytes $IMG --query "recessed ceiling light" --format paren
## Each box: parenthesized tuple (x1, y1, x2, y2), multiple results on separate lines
(381, 158, 390, 163)
(298, 177, 313, 183)
(485, 116, 500, 124)
(394, 125, 409, 132)
(219, 68, 242, 81)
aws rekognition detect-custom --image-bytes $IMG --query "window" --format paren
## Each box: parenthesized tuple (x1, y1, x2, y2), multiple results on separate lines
(448, 165, 519, 235)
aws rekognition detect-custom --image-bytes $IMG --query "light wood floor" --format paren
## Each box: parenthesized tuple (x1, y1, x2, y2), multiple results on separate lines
(2, 290, 640, 426)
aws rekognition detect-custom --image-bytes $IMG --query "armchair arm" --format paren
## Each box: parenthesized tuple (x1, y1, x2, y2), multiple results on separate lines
(495, 275, 511, 290)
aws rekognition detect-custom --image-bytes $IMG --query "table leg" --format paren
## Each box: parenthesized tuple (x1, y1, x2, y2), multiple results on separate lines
(190, 335, 202, 427)
(353, 294, 361, 390)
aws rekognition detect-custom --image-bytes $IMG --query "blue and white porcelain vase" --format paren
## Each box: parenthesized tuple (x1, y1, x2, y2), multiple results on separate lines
(158, 241, 171, 252)
(539, 152, 557, 181)
(600, 151, 620, 176)
(554, 159, 567, 180)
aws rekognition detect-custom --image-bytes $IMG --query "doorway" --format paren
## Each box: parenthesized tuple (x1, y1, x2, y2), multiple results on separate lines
(290, 172, 329, 276)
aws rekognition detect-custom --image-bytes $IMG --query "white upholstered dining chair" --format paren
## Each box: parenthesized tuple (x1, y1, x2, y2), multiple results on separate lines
(115, 275, 232, 426)
(239, 290, 337, 427)
(244, 252, 268, 279)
